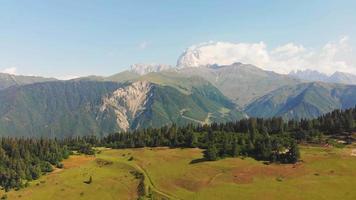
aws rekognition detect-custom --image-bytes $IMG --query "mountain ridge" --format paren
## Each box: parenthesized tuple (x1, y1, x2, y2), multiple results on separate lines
(0, 72, 56, 90)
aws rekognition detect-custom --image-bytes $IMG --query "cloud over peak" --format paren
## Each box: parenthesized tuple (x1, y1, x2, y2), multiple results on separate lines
(1, 67, 17, 75)
(177, 36, 356, 75)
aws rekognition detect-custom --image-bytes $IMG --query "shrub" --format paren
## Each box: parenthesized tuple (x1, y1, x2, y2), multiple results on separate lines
(56, 162, 64, 169)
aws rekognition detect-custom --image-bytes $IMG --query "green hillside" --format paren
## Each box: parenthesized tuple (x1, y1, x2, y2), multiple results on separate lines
(245, 82, 356, 119)
(0, 81, 123, 137)
(133, 83, 244, 129)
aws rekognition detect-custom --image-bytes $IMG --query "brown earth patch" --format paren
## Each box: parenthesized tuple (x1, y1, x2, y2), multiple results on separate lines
(62, 155, 95, 169)
(232, 162, 306, 184)
(172, 167, 224, 192)
(174, 178, 206, 192)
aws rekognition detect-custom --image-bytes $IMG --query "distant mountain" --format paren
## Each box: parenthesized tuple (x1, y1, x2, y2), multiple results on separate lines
(288, 69, 329, 82)
(103, 63, 300, 107)
(327, 71, 356, 85)
(73, 63, 172, 82)
(72, 62, 356, 122)
(0, 79, 245, 137)
(0, 73, 56, 90)
(106, 71, 140, 82)
(176, 41, 252, 68)
(288, 70, 356, 85)
(130, 63, 172, 75)
(175, 63, 300, 106)
(245, 82, 356, 119)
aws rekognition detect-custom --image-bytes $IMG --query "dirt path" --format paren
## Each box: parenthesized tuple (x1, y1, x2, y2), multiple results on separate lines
(207, 172, 223, 185)
(133, 163, 181, 200)
(180, 109, 211, 125)
(114, 152, 180, 200)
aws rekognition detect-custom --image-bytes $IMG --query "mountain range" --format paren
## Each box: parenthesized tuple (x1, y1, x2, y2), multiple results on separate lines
(289, 69, 356, 85)
(1, 50, 356, 137)
(246, 82, 356, 119)
(0, 76, 244, 137)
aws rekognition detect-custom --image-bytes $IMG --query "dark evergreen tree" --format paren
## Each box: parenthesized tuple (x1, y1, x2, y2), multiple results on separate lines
(231, 139, 240, 157)
(204, 143, 218, 161)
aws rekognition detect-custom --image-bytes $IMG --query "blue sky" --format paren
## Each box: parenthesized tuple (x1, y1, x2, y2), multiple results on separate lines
(0, 0, 355, 78)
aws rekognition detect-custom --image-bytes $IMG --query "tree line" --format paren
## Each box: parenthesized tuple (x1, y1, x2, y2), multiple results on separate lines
(94, 107, 355, 162)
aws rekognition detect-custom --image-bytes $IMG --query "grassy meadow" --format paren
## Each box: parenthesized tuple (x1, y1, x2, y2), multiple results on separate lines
(1, 145, 356, 200)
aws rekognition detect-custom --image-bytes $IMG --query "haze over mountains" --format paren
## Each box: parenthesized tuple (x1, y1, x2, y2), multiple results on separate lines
(0, 73, 56, 90)
(0, 42, 356, 137)
(289, 69, 356, 84)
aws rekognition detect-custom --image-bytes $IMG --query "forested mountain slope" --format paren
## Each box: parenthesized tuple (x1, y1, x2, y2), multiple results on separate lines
(0, 80, 245, 137)
(245, 82, 356, 119)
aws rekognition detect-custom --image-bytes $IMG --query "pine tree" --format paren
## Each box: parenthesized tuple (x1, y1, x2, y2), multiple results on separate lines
(231, 139, 239, 157)
(204, 143, 218, 161)
(286, 141, 300, 163)
(187, 131, 198, 148)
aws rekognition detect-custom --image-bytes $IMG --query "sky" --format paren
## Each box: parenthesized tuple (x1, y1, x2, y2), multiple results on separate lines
(0, 0, 355, 79)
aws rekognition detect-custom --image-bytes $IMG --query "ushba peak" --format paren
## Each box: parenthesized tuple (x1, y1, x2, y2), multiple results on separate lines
(176, 41, 268, 68)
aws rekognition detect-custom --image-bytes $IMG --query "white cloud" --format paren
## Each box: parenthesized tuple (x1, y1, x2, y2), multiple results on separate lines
(1, 67, 17, 75)
(138, 41, 149, 50)
(178, 41, 270, 68)
(271, 43, 305, 57)
(178, 36, 356, 75)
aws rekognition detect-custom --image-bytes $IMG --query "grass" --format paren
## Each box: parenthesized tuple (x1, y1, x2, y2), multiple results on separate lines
(2, 145, 356, 200)
(0, 153, 138, 200)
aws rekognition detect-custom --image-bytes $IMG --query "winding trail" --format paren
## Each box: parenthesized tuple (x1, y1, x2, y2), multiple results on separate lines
(207, 172, 223, 185)
(180, 109, 211, 125)
(133, 163, 181, 200)
(115, 153, 180, 200)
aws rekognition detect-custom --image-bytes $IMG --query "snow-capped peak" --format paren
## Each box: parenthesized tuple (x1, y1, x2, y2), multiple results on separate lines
(176, 41, 268, 68)
(130, 63, 172, 75)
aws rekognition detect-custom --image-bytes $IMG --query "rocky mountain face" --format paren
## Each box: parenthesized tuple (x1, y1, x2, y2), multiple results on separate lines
(99, 81, 153, 131)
